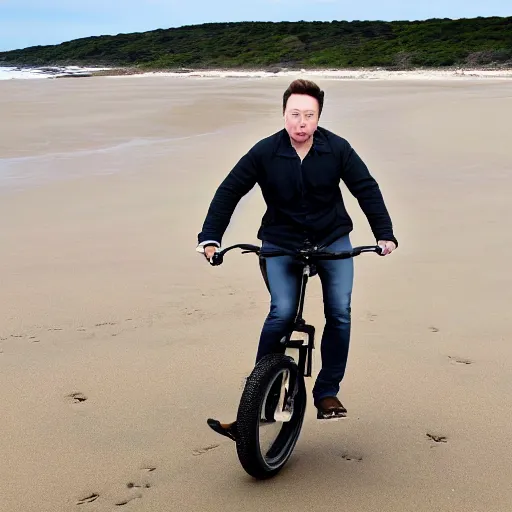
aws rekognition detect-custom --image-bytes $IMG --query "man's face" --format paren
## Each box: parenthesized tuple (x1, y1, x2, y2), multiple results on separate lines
(284, 94, 319, 145)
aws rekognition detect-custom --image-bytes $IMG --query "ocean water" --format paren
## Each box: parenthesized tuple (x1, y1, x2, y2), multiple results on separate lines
(0, 130, 223, 193)
(0, 66, 110, 80)
(0, 137, 172, 192)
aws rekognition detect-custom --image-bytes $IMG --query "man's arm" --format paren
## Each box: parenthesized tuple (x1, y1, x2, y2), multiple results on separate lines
(197, 148, 259, 247)
(339, 140, 398, 247)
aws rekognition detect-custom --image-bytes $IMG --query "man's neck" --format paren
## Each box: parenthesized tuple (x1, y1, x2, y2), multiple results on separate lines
(290, 136, 313, 153)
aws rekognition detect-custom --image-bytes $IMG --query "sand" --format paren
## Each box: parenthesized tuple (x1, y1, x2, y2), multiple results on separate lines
(1, 74, 512, 511)
(101, 67, 512, 80)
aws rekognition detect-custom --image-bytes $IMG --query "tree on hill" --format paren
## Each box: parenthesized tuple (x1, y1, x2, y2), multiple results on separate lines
(1, 17, 511, 69)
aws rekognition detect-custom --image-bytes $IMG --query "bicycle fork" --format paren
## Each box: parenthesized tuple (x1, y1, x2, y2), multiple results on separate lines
(281, 263, 316, 378)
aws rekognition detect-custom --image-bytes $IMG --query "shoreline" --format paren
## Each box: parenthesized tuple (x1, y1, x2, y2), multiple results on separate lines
(62, 65, 512, 81)
(101, 67, 512, 80)
(2, 64, 512, 81)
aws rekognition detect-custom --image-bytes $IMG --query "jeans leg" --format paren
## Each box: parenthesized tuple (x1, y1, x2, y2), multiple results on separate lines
(255, 243, 302, 363)
(312, 235, 354, 402)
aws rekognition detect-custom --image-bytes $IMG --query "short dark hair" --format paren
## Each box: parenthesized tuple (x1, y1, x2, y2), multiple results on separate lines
(283, 79, 325, 116)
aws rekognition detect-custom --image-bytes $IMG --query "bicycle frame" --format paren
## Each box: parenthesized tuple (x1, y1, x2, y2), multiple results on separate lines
(263, 258, 315, 378)
(209, 242, 383, 378)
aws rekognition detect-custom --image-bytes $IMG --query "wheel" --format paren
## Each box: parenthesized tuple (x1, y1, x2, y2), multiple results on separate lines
(235, 353, 307, 479)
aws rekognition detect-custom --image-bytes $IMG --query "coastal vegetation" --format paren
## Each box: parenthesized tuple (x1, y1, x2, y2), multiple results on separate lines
(1, 16, 511, 70)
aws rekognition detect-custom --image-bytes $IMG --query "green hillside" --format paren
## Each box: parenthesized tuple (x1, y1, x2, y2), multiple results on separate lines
(1, 16, 511, 69)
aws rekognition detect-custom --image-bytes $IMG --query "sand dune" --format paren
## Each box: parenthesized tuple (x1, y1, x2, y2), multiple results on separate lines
(1, 75, 511, 511)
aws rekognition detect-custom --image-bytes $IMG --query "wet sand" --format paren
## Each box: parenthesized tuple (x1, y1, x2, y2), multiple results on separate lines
(1, 75, 511, 511)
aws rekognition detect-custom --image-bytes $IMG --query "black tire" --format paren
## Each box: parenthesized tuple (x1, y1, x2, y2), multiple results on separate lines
(235, 353, 307, 479)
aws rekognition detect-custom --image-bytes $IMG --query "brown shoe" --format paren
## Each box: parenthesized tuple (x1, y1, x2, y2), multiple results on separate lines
(315, 396, 347, 419)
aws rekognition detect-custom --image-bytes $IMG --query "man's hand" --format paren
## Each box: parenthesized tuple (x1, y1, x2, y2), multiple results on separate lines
(196, 242, 220, 263)
(204, 245, 217, 261)
(377, 240, 397, 256)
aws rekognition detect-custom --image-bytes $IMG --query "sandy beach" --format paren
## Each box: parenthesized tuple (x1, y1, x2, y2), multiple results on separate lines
(1, 74, 512, 511)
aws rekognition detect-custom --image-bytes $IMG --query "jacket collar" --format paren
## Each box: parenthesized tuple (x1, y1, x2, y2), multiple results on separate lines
(275, 128, 332, 158)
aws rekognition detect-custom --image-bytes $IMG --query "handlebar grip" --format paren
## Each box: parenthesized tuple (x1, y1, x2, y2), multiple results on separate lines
(210, 252, 224, 266)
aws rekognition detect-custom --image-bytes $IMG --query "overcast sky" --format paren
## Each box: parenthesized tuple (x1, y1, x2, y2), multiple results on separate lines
(0, 0, 510, 52)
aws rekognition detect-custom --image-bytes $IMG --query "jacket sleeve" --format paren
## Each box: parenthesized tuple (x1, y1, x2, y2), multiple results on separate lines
(339, 140, 398, 247)
(197, 148, 259, 246)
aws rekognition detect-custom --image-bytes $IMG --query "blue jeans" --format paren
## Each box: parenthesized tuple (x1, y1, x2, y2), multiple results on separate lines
(255, 235, 354, 403)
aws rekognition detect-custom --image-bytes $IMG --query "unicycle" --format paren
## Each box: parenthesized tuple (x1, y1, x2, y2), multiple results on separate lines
(207, 242, 382, 479)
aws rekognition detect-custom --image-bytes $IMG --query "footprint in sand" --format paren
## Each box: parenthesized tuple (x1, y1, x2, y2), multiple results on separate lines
(76, 493, 99, 505)
(115, 494, 143, 507)
(127, 482, 151, 489)
(7, 334, 40, 343)
(114, 467, 155, 506)
(448, 356, 473, 365)
(89, 321, 125, 338)
(67, 392, 88, 404)
(341, 453, 363, 462)
(426, 432, 448, 443)
(192, 444, 220, 456)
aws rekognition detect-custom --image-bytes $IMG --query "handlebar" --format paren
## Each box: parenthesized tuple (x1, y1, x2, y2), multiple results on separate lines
(209, 243, 383, 266)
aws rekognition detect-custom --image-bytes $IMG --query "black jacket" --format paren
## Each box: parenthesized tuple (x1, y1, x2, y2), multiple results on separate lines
(197, 127, 398, 250)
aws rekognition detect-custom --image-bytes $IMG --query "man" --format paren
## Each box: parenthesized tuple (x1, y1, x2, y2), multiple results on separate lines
(197, 79, 398, 440)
